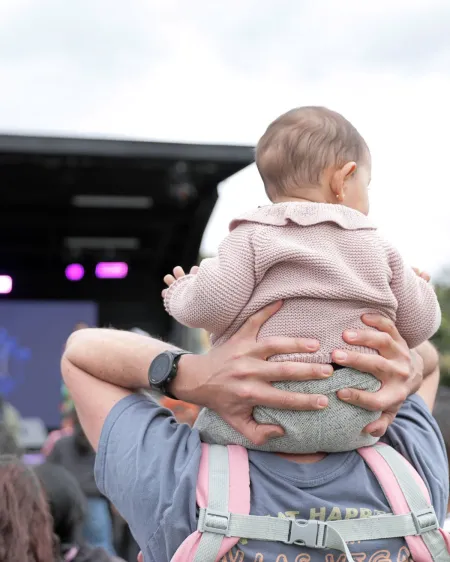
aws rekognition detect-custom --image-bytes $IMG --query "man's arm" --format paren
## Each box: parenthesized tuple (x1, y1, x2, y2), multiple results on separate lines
(414, 341, 440, 411)
(62, 303, 330, 450)
(62, 329, 176, 450)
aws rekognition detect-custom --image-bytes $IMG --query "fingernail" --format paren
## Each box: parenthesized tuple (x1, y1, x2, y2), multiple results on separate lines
(334, 351, 348, 362)
(339, 389, 351, 400)
(346, 331, 357, 341)
(321, 366, 333, 376)
(306, 340, 319, 350)
(317, 397, 328, 408)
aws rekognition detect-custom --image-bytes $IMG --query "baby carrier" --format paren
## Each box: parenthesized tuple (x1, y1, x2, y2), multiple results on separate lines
(171, 442, 450, 562)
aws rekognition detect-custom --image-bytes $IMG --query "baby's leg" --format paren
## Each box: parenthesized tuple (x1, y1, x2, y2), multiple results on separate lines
(194, 369, 381, 453)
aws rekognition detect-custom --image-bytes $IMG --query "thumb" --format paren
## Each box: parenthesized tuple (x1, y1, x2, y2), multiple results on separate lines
(363, 411, 395, 436)
(228, 416, 284, 446)
(238, 301, 283, 339)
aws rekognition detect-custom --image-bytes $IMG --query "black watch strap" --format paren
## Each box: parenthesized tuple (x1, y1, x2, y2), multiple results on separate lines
(161, 351, 189, 399)
(150, 350, 191, 399)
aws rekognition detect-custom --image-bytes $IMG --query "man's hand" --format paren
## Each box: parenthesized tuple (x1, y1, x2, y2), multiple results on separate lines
(171, 301, 331, 446)
(162, 265, 199, 298)
(332, 314, 424, 437)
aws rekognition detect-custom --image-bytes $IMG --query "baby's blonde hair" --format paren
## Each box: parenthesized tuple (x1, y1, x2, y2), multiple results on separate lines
(255, 106, 369, 199)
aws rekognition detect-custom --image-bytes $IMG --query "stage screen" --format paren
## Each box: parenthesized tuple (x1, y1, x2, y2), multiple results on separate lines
(0, 300, 97, 427)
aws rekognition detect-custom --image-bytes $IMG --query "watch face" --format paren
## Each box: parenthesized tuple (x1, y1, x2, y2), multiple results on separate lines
(150, 353, 172, 385)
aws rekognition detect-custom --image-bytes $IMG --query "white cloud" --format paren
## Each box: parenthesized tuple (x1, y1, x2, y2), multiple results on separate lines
(0, 0, 449, 274)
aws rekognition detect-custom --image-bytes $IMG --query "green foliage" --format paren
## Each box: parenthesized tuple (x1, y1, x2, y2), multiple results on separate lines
(432, 283, 450, 386)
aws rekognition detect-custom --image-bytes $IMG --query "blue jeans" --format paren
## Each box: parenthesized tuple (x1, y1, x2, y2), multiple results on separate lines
(83, 497, 116, 555)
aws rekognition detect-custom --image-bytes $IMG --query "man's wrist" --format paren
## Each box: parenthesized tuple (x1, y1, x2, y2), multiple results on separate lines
(166, 353, 204, 403)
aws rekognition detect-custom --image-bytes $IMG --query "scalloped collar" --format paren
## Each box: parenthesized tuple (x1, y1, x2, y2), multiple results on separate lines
(230, 202, 376, 232)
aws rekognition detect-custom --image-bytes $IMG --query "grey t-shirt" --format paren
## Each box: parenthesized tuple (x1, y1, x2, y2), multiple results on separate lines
(95, 394, 448, 562)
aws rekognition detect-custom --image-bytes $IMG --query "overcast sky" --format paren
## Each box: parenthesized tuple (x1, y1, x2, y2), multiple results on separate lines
(1, 0, 450, 275)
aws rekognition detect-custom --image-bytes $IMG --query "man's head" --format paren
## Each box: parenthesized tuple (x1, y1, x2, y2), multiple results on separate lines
(255, 106, 371, 214)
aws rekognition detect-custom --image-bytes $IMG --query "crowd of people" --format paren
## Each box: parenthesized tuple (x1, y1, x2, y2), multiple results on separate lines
(0, 391, 202, 562)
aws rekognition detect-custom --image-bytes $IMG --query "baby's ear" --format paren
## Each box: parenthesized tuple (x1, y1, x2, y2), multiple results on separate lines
(342, 161, 357, 179)
(330, 161, 357, 200)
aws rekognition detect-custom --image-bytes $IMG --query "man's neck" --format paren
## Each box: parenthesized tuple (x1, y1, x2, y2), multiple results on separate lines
(276, 452, 328, 464)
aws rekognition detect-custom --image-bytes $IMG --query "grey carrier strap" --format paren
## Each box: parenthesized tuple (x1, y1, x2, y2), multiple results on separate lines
(193, 445, 231, 562)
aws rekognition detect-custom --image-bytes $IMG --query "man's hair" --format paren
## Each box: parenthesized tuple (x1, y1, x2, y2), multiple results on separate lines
(255, 106, 369, 198)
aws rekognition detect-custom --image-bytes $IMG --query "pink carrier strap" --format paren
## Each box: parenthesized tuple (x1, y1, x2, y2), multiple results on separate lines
(358, 443, 450, 561)
(171, 444, 250, 562)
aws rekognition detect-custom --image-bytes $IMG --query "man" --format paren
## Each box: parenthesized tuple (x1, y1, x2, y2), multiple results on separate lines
(62, 302, 447, 561)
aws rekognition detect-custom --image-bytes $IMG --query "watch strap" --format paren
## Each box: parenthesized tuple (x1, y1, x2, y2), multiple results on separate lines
(159, 350, 191, 399)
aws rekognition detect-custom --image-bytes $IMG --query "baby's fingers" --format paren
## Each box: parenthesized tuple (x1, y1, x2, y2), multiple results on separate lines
(163, 274, 176, 286)
(173, 266, 185, 279)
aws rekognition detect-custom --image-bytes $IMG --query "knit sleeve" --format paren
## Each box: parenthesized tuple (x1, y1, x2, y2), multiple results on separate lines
(163, 224, 256, 336)
(386, 243, 441, 348)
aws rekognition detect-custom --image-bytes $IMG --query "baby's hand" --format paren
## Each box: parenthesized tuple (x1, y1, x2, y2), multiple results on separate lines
(162, 266, 199, 298)
(412, 267, 431, 282)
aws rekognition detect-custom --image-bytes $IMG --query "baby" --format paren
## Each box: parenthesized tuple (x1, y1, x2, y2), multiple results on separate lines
(162, 106, 441, 453)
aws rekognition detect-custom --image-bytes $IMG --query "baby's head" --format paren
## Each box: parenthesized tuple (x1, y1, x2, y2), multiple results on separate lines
(256, 106, 371, 215)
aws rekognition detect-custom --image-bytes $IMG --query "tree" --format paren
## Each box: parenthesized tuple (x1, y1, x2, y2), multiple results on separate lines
(432, 283, 450, 386)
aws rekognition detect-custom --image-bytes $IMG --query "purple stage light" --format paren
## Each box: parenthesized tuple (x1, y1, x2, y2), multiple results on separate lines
(0, 275, 13, 294)
(65, 263, 84, 281)
(95, 262, 128, 279)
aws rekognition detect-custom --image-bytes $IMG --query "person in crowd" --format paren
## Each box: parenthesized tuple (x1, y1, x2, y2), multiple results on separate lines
(0, 393, 22, 442)
(61, 303, 447, 561)
(0, 455, 56, 562)
(0, 421, 22, 456)
(433, 384, 450, 530)
(163, 106, 441, 454)
(41, 407, 76, 457)
(35, 462, 124, 562)
(47, 413, 116, 556)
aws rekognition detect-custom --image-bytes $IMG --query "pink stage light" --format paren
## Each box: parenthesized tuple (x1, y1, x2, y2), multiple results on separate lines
(0, 275, 13, 294)
(95, 262, 128, 279)
(65, 263, 85, 281)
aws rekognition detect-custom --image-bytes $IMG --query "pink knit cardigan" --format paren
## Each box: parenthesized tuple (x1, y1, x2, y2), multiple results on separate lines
(164, 203, 441, 362)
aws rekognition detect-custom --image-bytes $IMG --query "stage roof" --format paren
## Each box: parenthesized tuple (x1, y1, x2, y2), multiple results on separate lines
(0, 133, 254, 301)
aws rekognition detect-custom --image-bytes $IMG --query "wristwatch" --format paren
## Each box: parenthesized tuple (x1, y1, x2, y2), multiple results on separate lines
(148, 350, 191, 399)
